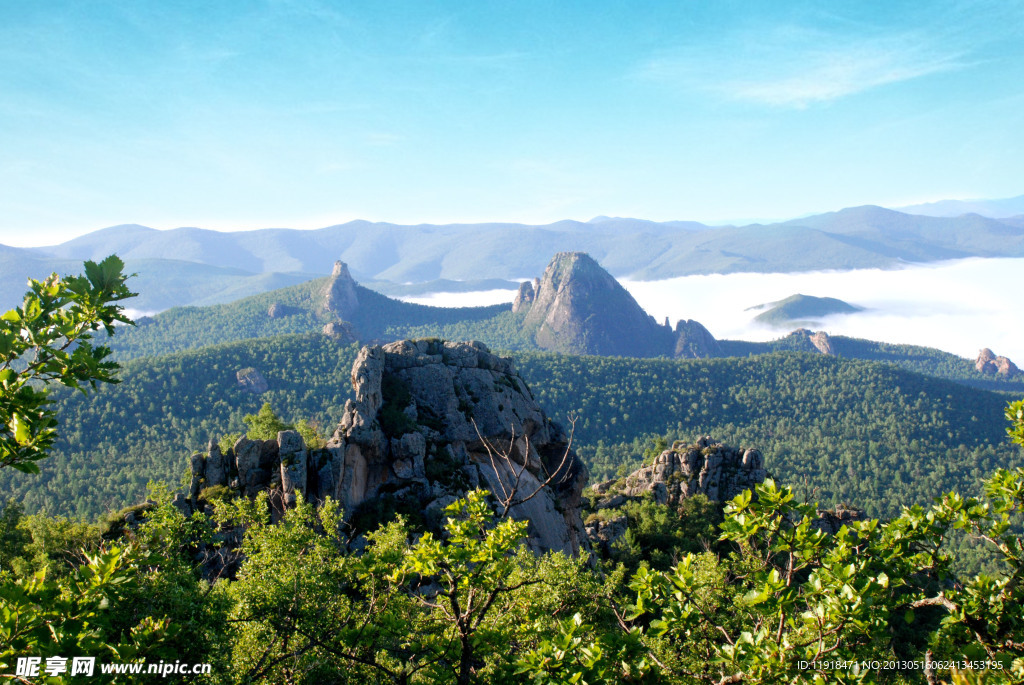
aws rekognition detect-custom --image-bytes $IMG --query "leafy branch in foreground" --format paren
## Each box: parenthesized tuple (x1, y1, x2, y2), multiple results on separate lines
(0, 255, 135, 473)
(624, 399, 1024, 685)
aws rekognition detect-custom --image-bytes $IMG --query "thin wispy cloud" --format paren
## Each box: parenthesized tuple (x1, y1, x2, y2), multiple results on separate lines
(726, 39, 967, 107)
(636, 27, 969, 108)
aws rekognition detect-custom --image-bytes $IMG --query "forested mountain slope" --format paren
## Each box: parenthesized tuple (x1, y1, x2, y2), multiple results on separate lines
(104, 276, 516, 360)
(6, 334, 1017, 520)
(102, 260, 1024, 398)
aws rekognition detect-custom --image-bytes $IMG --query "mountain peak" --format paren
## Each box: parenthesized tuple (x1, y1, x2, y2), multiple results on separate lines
(323, 260, 359, 319)
(520, 252, 672, 357)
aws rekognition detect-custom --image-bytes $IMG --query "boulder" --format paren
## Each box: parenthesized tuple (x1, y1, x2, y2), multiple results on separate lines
(267, 302, 300, 319)
(674, 319, 721, 358)
(236, 367, 269, 395)
(976, 348, 1020, 377)
(618, 437, 767, 505)
(323, 320, 358, 342)
(809, 331, 835, 356)
(326, 339, 590, 556)
(512, 280, 536, 313)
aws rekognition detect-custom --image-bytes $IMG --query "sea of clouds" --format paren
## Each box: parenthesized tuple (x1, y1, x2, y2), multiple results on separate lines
(398, 257, 1024, 364)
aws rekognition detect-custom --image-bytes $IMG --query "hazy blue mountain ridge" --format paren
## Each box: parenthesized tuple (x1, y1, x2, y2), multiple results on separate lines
(5, 205, 1024, 311)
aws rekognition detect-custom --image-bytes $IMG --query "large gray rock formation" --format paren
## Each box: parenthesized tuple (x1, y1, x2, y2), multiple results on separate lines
(976, 348, 1020, 377)
(674, 320, 721, 358)
(326, 339, 590, 556)
(236, 368, 269, 395)
(267, 302, 301, 319)
(323, 260, 360, 319)
(781, 328, 836, 355)
(592, 436, 767, 508)
(517, 252, 676, 357)
(190, 340, 590, 557)
(512, 278, 539, 313)
(322, 320, 358, 342)
(809, 331, 835, 356)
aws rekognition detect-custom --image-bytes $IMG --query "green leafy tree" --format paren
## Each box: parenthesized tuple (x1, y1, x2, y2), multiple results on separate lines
(0, 258, 185, 681)
(0, 255, 135, 473)
(242, 403, 293, 441)
(626, 403, 1024, 684)
(394, 490, 549, 685)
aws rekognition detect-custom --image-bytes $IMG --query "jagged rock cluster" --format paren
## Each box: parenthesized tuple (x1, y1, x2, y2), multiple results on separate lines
(514, 252, 719, 358)
(788, 328, 836, 355)
(591, 436, 767, 509)
(583, 437, 866, 554)
(322, 320, 358, 342)
(267, 302, 300, 319)
(186, 340, 590, 557)
(976, 348, 1020, 377)
(812, 506, 867, 534)
(512, 278, 540, 313)
(675, 320, 722, 358)
(236, 367, 269, 395)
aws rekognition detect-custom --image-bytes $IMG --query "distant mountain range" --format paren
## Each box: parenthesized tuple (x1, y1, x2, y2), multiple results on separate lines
(2, 203, 1023, 311)
(894, 194, 1024, 218)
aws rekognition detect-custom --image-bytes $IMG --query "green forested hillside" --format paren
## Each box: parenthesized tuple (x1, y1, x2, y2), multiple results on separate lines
(104, 279, 512, 360)
(5, 334, 1018, 520)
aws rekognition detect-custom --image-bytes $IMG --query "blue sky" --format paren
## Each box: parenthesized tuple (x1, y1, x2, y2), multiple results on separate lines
(2, 0, 1022, 245)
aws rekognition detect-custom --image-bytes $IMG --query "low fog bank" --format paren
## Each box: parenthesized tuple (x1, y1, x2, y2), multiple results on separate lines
(398, 258, 1024, 364)
(622, 258, 1024, 363)
(397, 289, 519, 308)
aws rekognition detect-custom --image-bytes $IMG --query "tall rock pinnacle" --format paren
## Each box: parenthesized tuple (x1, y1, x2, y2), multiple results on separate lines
(519, 252, 674, 357)
(323, 260, 359, 319)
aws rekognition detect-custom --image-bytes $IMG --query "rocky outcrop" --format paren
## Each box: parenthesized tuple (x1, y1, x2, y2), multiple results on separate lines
(783, 328, 836, 355)
(236, 368, 269, 395)
(323, 261, 359, 319)
(812, 506, 867, 534)
(519, 252, 675, 357)
(976, 348, 1020, 377)
(322, 320, 358, 342)
(809, 331, 835, 356)
(674, 320, 721, 358)
(192, 340, 590, 557)
(512, 279, 538, 313)
(585, 514, 627, 556)
(267, 302, 301, 319)
(593, 437, 767, 508)
(326, 339, 590, 556)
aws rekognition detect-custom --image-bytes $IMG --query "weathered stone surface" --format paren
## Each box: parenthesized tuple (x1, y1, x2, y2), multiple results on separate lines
(236, 367, 269, 394)
(512, 280, 536, 313)
(233, 437, 262, 496)
(812, 506, 867, 534)
(278, 430, 308, 505)
(976, 348, 1020, 377)
(585, 514, 627, 556)
(323, 320, 358, 342)
(325, 339, 590, 556)
(809, 331, 835, 356)
(205, 439, 227, 487)
(190, 339, 591, 558)
(188, 452, 205, 501)
(267, 302, 300, 319)
(520, 252, 676, 357)
(616, 436, 767, 506)
(674, 319, 721, 358)
(323, 261, 359, 319)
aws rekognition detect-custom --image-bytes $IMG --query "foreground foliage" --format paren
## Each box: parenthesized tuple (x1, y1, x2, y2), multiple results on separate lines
(0, 256, 134, 473)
